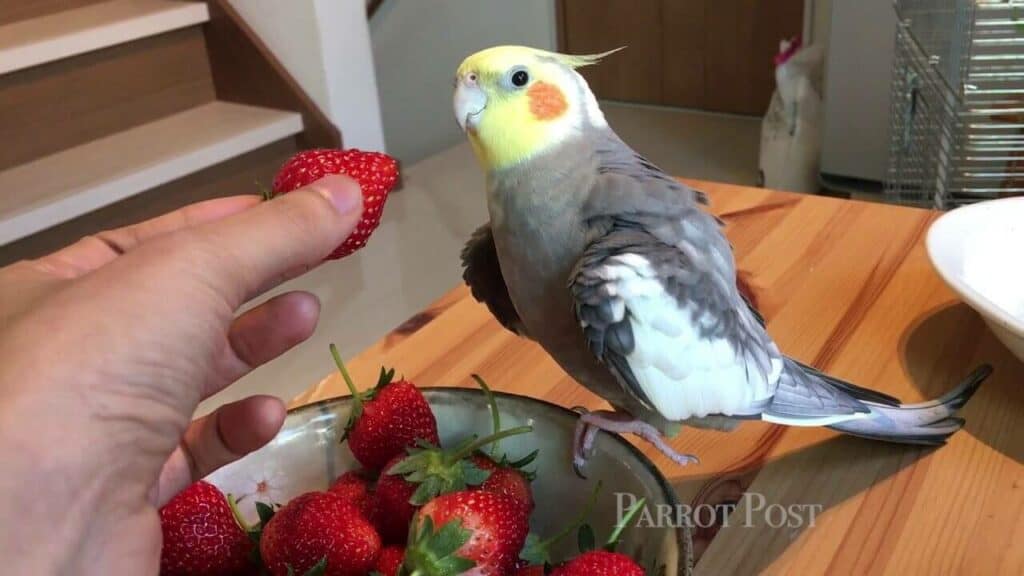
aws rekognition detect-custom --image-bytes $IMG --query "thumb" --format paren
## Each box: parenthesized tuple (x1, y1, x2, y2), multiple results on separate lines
(180, 174, 363, 307)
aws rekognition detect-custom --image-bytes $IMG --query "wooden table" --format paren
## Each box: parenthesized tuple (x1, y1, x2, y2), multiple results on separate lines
(292, 181, 1024, 575)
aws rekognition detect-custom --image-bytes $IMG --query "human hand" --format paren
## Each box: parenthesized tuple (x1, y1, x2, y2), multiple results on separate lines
(0, 175, 363, 575)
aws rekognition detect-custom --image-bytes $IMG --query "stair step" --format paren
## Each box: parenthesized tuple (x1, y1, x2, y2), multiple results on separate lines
(0, 0, 209, 75)
(0, 102, 303, 245)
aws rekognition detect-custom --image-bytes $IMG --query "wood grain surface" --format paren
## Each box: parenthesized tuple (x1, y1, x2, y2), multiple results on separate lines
(293, 182, 1024, 575)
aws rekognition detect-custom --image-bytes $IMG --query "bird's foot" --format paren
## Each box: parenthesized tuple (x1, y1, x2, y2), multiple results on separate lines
(572, 409, 699, 478)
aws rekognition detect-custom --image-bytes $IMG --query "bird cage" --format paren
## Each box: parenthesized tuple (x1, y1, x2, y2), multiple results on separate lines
(887, 0, 1024, 208)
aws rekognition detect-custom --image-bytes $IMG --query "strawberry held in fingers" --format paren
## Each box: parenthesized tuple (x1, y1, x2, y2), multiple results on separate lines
(330, 344, 439, 471)
(271, 148, 399, 259)
(159, 480, 254, 576)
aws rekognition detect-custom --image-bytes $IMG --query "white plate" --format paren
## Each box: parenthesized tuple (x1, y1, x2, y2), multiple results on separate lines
(926, 197, 1024, 362)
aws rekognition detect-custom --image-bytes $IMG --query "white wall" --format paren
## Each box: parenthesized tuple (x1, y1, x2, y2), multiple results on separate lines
(370, 0, 558, 163)
(228, 0, 386, 152)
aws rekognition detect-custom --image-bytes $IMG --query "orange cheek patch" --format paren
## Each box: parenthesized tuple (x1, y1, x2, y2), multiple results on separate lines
(528, 81, 568, 120)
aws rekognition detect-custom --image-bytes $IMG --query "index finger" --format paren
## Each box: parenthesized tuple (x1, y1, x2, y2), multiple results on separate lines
(33, 195, 263, 278)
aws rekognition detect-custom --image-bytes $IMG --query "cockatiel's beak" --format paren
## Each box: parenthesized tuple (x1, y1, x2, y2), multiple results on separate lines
(454, 75, 487, 132)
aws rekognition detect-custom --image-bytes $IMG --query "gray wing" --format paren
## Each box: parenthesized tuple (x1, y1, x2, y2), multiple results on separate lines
(570, 130, 875, 422)
(461, 223, 526, 336)
(569, 213, 781, 421)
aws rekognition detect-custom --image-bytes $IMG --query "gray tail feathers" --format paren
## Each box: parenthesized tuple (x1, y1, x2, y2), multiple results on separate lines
(827, 364, 993, 446)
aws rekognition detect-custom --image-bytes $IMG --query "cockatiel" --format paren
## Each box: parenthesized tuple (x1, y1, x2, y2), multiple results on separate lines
(453, 45, 991, 472)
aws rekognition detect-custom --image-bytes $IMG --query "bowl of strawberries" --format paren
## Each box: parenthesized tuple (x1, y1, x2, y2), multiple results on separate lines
(160, 347, 687, 576)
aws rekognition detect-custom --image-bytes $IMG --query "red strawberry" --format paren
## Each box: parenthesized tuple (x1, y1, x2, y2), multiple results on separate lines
(375, 426, 533, 544)
(466, 375, 537, 515)
(328, 469, 375, 520)
(406, 490, 529, 576)
(549, 550, 644, 576)
(260, 491, 381, 576)
(331, 345, 439, 471)
(159, 480, 253, 576)
(372, 454, 421, 544)
(470, 454, 534, 515)
(373, 546, 405, 576)
(271, 148, 398, 259)
(469, 453, 499, 474)
(483, 466, 534, 514)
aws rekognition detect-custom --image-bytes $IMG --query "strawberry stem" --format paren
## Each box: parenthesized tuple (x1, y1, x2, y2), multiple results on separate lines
(471, 374, 501, 456)
(225, 493, 252, 533)
(255, 179, 274, 201)
(544, 480, 602, 548)
(330, 343, 362, 415)
(605, 497, 646, 551)
(446, 425, 532, 464)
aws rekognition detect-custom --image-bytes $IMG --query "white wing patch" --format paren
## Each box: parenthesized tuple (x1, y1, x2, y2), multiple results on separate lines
(761, 412, 869, 427)
(598, 253, 782, 421)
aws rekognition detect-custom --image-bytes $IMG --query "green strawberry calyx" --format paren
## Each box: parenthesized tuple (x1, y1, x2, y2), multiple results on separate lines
(226, 496, 277, 567)
(255, 179, 275, 202)
(404, 516, 475, 576)
(386, 425, 533, 506)
(471, 373, 539, 480)
(286, 556, 327, 576)
(330, 343, 397, 441)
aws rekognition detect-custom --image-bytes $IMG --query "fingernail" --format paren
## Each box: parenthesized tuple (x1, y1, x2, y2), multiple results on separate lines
(312, 175, 362, 215)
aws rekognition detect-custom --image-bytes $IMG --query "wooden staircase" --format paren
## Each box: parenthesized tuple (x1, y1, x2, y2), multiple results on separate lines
(0, 0, 341, 264)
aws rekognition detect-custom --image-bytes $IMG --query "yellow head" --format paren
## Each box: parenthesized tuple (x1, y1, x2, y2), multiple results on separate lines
(453, 45, 620, 172)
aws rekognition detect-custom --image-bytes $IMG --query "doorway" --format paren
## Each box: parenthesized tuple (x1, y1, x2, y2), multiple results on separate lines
(557, 0, 804, 115)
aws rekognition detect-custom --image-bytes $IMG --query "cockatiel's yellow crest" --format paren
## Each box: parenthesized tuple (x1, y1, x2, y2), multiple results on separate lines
(454, 45, 622, 171)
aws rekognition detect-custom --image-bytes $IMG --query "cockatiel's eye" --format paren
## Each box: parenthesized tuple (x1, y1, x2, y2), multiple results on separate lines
(504, 66, 529, 90)
(511, 69, 529, 87)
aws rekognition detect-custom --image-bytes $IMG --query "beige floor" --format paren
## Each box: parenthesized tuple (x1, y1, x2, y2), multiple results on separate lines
(198, 102, 761, 414)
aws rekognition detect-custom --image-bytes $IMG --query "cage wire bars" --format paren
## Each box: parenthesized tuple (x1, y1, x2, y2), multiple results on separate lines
(887, 0, 1024, 208)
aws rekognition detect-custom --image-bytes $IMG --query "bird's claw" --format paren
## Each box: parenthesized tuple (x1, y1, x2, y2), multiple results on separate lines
(572, 413, 598, 479)
(571, 410, 699, 474)
(668, 452, 700, 466)
(572, 454, 589, 479)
